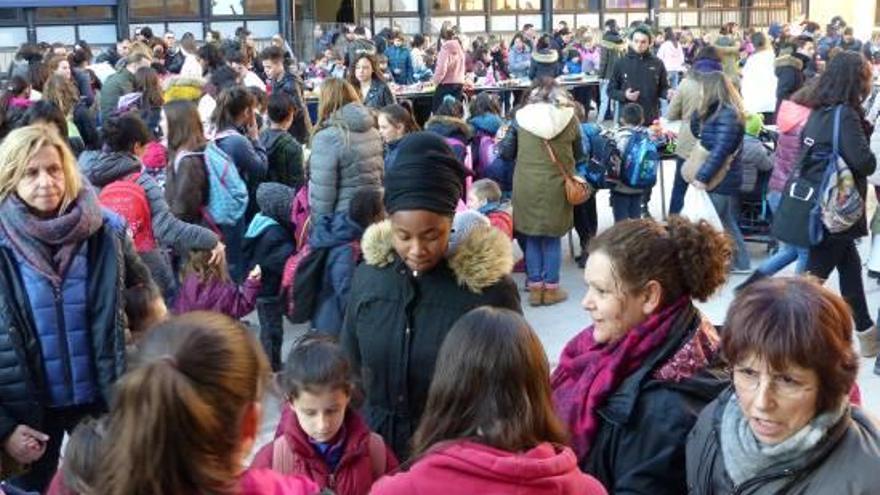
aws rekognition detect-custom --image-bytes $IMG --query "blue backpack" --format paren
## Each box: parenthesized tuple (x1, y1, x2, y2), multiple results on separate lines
(174, 139, 248, 227)
(621, 129, 659, 189)
(579, 124, 622, 189)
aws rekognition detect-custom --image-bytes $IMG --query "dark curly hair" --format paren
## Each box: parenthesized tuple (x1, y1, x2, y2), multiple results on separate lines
(588, 216, 732, 305)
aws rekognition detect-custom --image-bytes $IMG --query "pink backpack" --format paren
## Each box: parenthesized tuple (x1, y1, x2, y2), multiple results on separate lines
(444, 136, 473, 196)
(474, 133, 499, 178)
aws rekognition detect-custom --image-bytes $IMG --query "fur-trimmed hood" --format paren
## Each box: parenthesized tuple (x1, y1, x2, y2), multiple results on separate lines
(774, 54, 804, 71)
(360, 219, 513, 293)
(532, 49, 559, 64)
(600, 37, 627, 52)
(424, 115, 473, 141)
(516, 103, 575, 140)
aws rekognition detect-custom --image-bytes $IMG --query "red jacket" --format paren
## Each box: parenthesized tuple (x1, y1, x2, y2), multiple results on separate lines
(370, 440, 607, 495)
(251, 406, 398, 495)
(486, 210, 514, 240)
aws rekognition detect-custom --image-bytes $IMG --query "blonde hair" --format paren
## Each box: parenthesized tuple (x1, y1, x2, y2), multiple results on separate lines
(698, 71, 745, 122)
(316, 77, 360, 128)
(181, 249, 230, 284)
(0, 124, 82, 212)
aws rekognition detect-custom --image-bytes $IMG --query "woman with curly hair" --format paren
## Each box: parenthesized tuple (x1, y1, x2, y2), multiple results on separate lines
(551, 216, 732, 494)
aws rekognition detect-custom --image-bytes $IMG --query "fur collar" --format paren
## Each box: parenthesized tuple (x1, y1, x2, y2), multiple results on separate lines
(361, 219, 513, 293)
(532, 49, 559, 64)
(516, 103, 575, 140)
(600, 38, 627, 51)
(425, 115, 473, 140)
(774, 54, 804, 71)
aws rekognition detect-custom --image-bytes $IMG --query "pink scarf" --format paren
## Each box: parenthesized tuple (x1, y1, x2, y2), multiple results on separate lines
(551, 296, 690, 460)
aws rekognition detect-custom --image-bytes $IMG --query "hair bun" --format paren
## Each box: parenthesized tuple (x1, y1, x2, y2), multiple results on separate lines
(667, 216, 732, 301)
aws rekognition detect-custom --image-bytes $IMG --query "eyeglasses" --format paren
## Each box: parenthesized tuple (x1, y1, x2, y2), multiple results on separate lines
(732, 368, 815, 398)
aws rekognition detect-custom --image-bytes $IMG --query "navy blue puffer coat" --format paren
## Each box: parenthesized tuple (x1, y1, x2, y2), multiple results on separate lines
(689, 103, 745, 196)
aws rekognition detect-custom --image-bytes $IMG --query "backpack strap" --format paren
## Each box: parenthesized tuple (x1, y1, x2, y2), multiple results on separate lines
(272, 435, 296, 474)
(368, 432, 387, 480)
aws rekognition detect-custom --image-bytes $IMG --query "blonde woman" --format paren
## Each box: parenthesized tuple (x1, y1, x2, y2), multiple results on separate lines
(0, 125, 151, 493)
(308, 77, 383, 220)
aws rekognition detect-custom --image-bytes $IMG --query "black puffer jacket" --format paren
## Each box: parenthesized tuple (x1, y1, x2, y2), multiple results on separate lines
(686, 388, 880, 494)
(0, 215, 151, 444)
(599, 30, 627, 80)
(774, 53, 806, 107)
(529, 49, 561, 81)
(690, 103, 745, 196)
(608, 48, 669, 124)
(341, 220, 521, 460)
(798, 104, 876, 240)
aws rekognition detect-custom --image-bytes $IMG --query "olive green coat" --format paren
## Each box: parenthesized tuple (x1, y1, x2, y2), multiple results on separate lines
(502, 103, 583, 237)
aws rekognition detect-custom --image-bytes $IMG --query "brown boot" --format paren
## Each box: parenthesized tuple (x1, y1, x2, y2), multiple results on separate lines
(542, 285, 569, 306)
(527, 282, 544, 306)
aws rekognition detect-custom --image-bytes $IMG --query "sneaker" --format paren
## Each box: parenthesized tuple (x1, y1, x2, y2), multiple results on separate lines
(856, 326, 880, 358)
(528, 287, 544, 307)
(542, 287, 569, 306)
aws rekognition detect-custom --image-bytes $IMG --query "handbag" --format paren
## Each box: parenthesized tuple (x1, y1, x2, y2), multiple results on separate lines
(769, 106, 850, 247)
(544, 140, 592, 206)
(681, 142, 737, 190)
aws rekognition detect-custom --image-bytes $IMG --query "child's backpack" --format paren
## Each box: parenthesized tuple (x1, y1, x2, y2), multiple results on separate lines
(174, 133, 249, 227)
(472, 133, 499, 178)
(584, 128, 623, 189)
(271, 430, 387, 478)
(621, 129, 660, 189)
(98, 173, 157, 253)
(282, 241, 361, 323)
(291, 185, 311, 251)
(444, 136, 473, 193)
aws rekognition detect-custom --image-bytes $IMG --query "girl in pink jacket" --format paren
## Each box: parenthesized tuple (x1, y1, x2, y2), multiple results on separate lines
(432, 28, 466, 112)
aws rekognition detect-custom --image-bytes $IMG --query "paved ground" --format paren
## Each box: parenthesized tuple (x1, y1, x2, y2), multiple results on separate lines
(249, 159, 880, 456)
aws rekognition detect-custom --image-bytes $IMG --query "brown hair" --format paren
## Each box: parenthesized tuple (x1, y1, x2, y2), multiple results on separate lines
(46, 54, 69, 76)
(698, 71, 745, 122)
(134, 66, 163, 108)
(181, 249, 231, 284)
(97, 312, 269, 495)
(316, 77, 360, 128)
(42, 74, 79, 116)
(164, 99, 205, 154)
(722, 277, 858, 413)
(62, 416, 107, 494)
(378, 103, 420, 134)
(279, 335, 355, 400)
(589, 217, 732, 305)
(347, 53, 381, 91)
(212, 85, 254, 132)
(411, 307, 568, 458)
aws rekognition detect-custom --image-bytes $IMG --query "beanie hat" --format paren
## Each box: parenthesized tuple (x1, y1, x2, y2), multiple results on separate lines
(745, 113, 764, 137)
(256, 182, 296, 224)
(693, 58, 723, 73)
(384, 132, 470, 217)
(141, 141, 167, 170)
(448, 210, 490, 256)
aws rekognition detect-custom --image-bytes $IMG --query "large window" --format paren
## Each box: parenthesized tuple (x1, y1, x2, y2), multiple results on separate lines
(433, 0, 486, 11)
(36, 6, 114, 21)
(212, 0, 277, 16)
(605, 0, 648, 8)
(553, 0, 588, 9)
(131, 0, 200, 18)
(493, 0, 539, 11)
(702, 0, 739, 7)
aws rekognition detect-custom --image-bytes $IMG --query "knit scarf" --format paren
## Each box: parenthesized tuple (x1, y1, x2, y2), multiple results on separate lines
(0, 186, 104, 287)
(551, 296, 690, 459)
(720, 393, 847, 485)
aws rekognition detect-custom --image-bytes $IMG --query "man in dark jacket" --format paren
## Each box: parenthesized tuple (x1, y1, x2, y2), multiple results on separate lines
(838, 27, 863, 52)
(609, 25, 669, 125)
(261, 45, 312, 144)
(598, 20, 627, 122)
(774, 42, 809, 110)
(99, 52, 152, 120)
(164, 31, 185, 74)
(260, 91, 305, 190)
(94, 37, 130, 67)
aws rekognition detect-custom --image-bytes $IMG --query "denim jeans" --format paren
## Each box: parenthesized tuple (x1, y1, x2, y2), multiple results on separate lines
(611, 192, 642, 223)
(598, 80, 619, 122)
(669, 157, 689, 215)
(709, 192, 751, 270)
(757, 191, 808, 275)
(525, 235, 562, 285)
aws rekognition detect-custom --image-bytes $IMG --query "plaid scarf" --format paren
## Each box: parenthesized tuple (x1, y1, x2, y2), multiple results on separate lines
(0, 186, 104, 287)
(551, 296, 690, 460)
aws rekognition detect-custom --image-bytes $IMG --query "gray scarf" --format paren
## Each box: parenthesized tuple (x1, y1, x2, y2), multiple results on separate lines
(720, 393, 846, 485)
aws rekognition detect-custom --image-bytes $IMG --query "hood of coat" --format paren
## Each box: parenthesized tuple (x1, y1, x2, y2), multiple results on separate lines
(602, 30, 625, 45)
(469, 113, 503, 136)
(361, 219, 513, 293)
(776, 100, 812, 134)
(309, 212, 364, 249)
(327, 102, 376, 133)
(260, 127, 294, 152)
(408, 441, 584, 489)
(774, 54, 804, 71)
(425, 115, 473, 141)
(516, 103, 575, 140)
(532, 49, 559, 64)
(82, 151, 141, 187)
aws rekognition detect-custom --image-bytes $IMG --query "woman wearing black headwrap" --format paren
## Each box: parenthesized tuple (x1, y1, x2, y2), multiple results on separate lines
(341, 132, 521, 461)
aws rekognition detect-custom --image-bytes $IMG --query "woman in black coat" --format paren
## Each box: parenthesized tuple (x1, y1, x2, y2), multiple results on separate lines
(794, 51, 877, 354)
(342, 133, 521, 461)
(529, 34, 562, 81)
(349, 53, 396, 110)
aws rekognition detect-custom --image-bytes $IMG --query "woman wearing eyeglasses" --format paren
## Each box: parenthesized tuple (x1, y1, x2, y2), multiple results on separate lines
(686, 277, 880, 494)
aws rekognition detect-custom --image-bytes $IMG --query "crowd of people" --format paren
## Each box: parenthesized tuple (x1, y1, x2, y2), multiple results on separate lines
(0, 13, 878, 495)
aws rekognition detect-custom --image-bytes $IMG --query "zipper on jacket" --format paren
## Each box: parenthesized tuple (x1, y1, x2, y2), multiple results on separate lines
(53, 285, 75, 404)
(732, 468, 794, 495)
